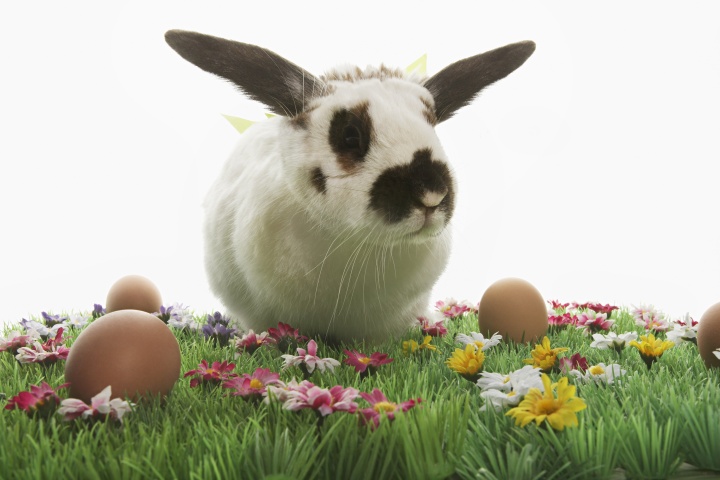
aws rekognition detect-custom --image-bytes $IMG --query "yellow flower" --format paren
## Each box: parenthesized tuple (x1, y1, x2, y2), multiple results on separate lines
(403, 336, 438, 355)
(523, 336, 568, 373)
(403, 339, 419, 355)
(418, 335, 438, 352)
(506, 374, 587, 431)
(446, 344, 485, 380)
(628, 333, 674, 369)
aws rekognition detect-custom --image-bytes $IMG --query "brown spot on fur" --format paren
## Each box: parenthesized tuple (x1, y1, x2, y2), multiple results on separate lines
(420, 97, 437, 126)
(290, 104, 318, 129)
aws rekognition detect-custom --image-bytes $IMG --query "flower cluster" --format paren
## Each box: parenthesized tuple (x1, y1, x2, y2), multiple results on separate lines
(632, 305, 670, 332)
(6, 382, 132, 424)
(0, 329, 41, 355)
(666, 313, 698, 344)
(162, 303, 201, 332)
(15, 328, 70, 365)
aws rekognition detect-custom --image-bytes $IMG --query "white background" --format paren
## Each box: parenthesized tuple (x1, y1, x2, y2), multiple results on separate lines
(2, 1, 719, 327)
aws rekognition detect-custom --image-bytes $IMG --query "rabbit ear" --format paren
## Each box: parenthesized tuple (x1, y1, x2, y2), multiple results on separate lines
(165, 30, 326, 117)
(423, 41, 536, 123)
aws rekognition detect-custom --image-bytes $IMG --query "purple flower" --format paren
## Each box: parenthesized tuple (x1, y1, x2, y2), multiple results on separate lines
(41, 312, 67, 327)
(92, 304, 106, 319)
(201, 312, 237, 347)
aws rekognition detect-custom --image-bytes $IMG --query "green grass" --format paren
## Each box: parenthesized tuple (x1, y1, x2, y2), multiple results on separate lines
(2, 309, 720, 479)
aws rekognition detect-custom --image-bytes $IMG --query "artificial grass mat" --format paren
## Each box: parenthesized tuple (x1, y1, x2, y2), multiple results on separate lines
(2, 307, 720, 480)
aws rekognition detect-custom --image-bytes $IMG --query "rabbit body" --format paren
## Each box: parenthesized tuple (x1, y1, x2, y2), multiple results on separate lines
(165, 30, 535, 342)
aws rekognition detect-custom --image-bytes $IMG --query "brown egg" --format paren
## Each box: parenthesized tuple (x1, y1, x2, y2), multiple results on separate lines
(64, 309, 181, 403)
(478, 277, 548, 344)
(106, 275, 162, 314)
(697, 302, 720, 368)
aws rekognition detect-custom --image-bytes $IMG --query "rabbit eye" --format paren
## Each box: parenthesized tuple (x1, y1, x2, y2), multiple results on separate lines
(329, 103, 373, 171)
(343, 125, 361, 149)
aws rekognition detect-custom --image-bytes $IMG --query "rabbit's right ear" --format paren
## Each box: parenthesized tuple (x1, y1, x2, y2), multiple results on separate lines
(165, 30, 325, 117)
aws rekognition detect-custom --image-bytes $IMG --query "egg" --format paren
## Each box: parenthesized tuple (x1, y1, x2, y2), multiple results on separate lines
(697, 302, 720, 368)
(106, 275, 162, 314)
(478, 277, 548, 344)
(64, 309, 181, 403)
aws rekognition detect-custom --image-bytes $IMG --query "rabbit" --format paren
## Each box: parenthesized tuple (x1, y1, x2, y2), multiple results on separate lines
(164, 30, 535, 344)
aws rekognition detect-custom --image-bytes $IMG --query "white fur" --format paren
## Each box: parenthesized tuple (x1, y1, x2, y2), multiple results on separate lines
(204, 77, 455, 343)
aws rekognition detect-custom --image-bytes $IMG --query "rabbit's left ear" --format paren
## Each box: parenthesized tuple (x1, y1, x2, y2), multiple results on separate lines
(423, 41, 536, 123)
(165, 30, 325, 117)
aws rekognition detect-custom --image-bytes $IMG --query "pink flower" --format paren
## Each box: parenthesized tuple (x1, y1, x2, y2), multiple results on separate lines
(4, 382, 68, 418)
(548, 312, 578, 329)
(57, 386, 132, 423)
(223, 368, 282, 400)
(358, 389, 421, 429)
(576, 311, 614, 334)
(184, 360, 239, 388)
(282, 339, 340, 376)
(15, 328, 70, 365)
(435, 298, 471, 319)
(0, 330, 40, 355)
(417, 315, 448, 337)
(343, 350, 393, 375)
(234, 330, 275, 355)
(558, 353, 589, 375)
(283, 381, 359, 417)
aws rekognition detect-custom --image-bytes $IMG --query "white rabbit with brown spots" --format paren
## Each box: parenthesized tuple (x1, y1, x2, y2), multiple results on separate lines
(165, 30, 535, 343)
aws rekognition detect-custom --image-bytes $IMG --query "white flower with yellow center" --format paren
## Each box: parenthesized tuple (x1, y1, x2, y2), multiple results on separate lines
(569, 363, 626, 385)
(455, 331, 502, 351)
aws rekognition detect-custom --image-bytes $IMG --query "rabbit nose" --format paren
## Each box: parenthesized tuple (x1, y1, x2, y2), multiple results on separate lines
(419, 189, 447, 209)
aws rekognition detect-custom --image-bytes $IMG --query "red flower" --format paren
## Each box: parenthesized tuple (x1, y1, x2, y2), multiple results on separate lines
(343, 350, 394, 375)
(223, 368, 282, 400)
(558, 353, 588, 375)
(547, 300, 570, 310)
(358, 389, 420, 429)
(548, 313, 577, 329)
(5, 382, 69, 418)
(417, 315, 448, 337)
(587, 303, 619, 316)
(184, 360, 239, 388)
(268, 322, 309, 353)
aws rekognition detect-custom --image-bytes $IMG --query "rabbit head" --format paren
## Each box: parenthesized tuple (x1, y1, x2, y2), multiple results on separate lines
(165, 30, 534, 245)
